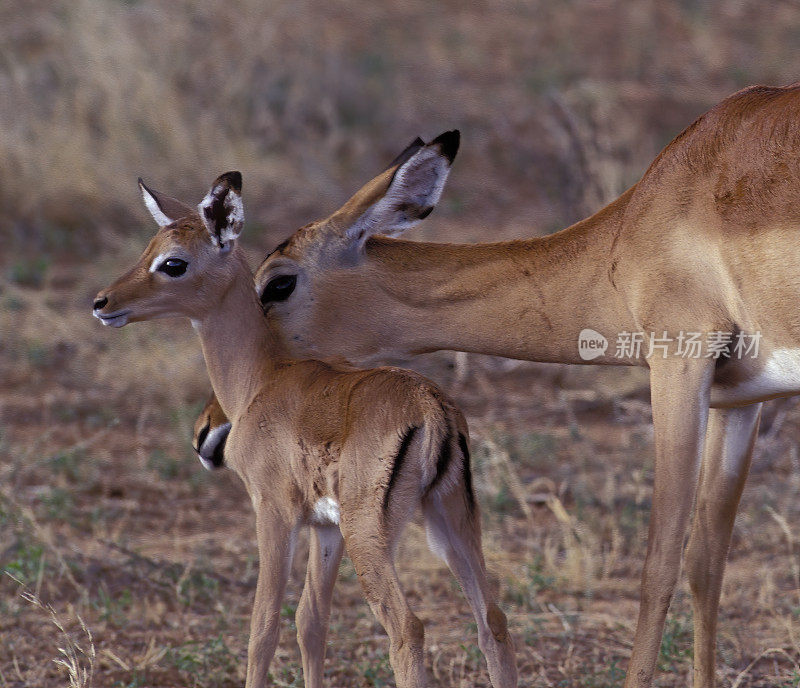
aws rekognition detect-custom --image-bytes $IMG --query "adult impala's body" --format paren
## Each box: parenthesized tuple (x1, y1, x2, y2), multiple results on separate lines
(242, 85, 800, 687)
(93, 169, 517, 688)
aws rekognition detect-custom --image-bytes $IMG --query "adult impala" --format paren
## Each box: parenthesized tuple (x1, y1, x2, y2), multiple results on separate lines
(93, 172, 516, 688)
(245, 85, 800, 687)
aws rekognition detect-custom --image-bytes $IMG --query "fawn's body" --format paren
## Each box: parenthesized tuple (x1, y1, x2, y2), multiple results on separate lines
(94, 171, 516, 688)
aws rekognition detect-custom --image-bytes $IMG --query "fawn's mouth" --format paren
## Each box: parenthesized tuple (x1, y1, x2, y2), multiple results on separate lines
(93, 309, 131, 327)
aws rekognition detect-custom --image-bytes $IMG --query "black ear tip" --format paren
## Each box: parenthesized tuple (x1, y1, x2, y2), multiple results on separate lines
(431, 130, 460, 163)
(218, 171, 243, 192)
(387, 137, 426, 170)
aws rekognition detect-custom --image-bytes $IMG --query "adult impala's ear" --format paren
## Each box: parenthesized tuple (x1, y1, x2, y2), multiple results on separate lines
(385, 136, 426, 169)
(138, 178, 194, 227)
(337, 130, 460, 248)
(198, 171, 244, 249)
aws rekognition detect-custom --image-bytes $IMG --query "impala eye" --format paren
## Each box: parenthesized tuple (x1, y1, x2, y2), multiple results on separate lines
(260, 274, 297, 304)
(158, 258, 188, 278)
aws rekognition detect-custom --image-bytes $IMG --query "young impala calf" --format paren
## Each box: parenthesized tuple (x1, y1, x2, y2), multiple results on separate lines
(92, 171, 516, 688)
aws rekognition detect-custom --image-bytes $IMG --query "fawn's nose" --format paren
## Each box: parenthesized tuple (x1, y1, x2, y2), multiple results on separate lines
(93, 295, 108, 311)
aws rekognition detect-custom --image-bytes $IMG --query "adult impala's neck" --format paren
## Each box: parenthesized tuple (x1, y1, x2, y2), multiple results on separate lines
(194, 251, 285, 420)
(365, 188, 637, 364)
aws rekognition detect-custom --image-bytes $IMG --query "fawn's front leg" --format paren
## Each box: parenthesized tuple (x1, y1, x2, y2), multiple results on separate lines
(296, 525, 345, 688)
(246, 505, 298, 688)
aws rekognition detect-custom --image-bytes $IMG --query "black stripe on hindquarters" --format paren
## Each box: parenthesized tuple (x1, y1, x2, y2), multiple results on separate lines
(457, 432, 476, 513)
(424, 429, 476, 515)
(426, 429, 453, 496)
(383, 425, 420, 514)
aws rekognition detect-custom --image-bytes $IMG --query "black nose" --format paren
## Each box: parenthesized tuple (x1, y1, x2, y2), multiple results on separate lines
(93, 296, 108, 310)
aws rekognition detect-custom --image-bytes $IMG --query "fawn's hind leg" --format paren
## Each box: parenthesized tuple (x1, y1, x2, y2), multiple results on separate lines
(423, 488, 517, 688)
(296, 525, 345, 688)
(341, 511, 428, 688)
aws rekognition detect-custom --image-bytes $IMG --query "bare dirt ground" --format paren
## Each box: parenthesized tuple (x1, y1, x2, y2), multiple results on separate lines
(3, 247, 800, 688)
(5, 3, 800, 684)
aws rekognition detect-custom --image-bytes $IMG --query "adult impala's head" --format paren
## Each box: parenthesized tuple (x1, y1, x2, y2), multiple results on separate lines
(93, 172, 245, 327)
(254, 130, 459, 362)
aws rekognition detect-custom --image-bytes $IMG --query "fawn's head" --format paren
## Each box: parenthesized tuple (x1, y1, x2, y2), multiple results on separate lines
(252, 131, 459, 354)
(93, 172, 246, 327)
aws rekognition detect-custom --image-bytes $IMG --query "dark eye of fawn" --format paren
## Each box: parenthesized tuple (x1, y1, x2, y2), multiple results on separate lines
(260, 274, 297, 304)
(158, 258, 188, 278)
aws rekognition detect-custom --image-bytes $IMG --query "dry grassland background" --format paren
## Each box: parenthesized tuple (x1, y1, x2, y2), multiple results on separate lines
(3, 1, 800, 686)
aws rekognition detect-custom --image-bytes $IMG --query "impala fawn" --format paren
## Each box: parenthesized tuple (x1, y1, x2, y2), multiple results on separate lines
(93, 169, 517, 688)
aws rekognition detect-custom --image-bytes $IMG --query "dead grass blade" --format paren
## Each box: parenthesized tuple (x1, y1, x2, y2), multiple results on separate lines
(6, 573, 96, 688)
(730, 647, 799, 688)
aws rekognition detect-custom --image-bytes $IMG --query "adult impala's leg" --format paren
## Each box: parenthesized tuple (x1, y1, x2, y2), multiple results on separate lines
(246, 508, 297, 688)
(422, 489, 517, 688)
(295, 525, 345, 688)
(684, 403, 761, 688)
(624, 357, 714, 688)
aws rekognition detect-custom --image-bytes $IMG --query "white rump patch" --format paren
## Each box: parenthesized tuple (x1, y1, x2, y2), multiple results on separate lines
(311, 497, 340, 526)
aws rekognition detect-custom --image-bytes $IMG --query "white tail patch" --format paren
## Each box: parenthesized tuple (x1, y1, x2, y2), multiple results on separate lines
(311, 497, 340, 526)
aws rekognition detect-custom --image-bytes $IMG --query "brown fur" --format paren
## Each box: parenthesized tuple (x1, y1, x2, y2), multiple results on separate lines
(94, 175, 516, 688)
(243, 91, 800, 687)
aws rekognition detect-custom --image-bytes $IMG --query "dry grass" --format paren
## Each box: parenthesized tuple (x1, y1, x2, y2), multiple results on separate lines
(3, 0, 800, 252)
(5, 1, 800, 686)
(3, 249, 800, 687)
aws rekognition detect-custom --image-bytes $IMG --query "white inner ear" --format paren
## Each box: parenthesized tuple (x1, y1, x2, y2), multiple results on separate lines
(346, 147, 451, 244)
(141, 186, 173, 227)
(220, 191, 244, 244)
(198, 186, 244, 246)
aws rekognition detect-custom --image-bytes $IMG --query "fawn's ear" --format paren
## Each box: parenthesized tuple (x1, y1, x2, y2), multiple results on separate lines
(335, 130, 460, 249)
(198, 171, 244, 248)
(139, 178, 194, 227)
